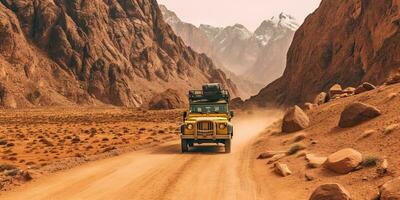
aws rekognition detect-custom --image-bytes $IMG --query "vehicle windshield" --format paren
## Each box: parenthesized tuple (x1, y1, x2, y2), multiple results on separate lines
(190, 104, 228, 114)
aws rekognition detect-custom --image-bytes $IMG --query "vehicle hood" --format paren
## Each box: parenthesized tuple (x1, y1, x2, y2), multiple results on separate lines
(188, 117, 228, 122)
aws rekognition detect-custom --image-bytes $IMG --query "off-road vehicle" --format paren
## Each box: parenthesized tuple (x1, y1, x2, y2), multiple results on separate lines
(180, 83, 234, 153)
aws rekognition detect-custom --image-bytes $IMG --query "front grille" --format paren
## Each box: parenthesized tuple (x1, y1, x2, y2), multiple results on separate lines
(197, 121, 214, 133)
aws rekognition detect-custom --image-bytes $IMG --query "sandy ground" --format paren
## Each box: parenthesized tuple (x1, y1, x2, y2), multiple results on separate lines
(0, 110, 282, 200)
(0, 107, 181, 190)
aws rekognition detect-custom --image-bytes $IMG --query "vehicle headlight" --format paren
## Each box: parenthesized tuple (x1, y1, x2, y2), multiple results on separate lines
(219, 123, 227, 129)
(186, 124, 194, 130)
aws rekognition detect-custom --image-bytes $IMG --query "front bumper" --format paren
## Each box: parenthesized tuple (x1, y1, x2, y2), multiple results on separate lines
(180, 134, 231, 140)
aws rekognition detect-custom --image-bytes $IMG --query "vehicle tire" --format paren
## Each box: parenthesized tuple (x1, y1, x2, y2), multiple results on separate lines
(181, 139, 189, 153)
(225, 139, 231, 153)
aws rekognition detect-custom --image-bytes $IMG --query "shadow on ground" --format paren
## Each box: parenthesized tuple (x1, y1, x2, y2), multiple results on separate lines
(150, 143, 228, 155)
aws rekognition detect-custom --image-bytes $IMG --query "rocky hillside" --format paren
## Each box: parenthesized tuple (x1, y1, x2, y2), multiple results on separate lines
(160, 5, 297, 96)
(247, 0, 400, 107)
(0, 0, 237, 108)
(252, 81, 400, 199)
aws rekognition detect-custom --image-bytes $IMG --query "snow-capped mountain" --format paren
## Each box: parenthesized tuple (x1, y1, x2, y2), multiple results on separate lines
(254, 13, 299, 46)
(160, 5, 299, 96)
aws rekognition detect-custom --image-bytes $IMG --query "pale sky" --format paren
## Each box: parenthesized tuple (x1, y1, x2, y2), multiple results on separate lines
(157, 0, 321, 31)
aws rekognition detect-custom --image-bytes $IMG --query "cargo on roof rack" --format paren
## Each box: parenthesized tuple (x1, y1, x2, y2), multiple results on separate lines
(188, 83, 230, 103)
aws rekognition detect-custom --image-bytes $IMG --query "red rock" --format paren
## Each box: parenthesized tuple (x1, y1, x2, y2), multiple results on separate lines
(329, 84, 344, 98)
(386, 73, 400, 85)
(339, 102, 381, 128)
(313, 92, 328, 105)
(379, 177, 400, 200)
(274, 163, 292, 177)
(355, 82, 376, 95)
(324, 148, 362, 174)
(310, 183, 351, 200)
(0, 0, 237, 108)
(246, 0, 400, 107)
(282, 106, 310, 133)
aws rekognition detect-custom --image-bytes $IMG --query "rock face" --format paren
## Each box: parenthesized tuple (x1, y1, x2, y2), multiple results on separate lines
(247, 0, 400, 107)
(324, 148, 362, 174)
(0, 0, 237, 108)
(148, 89, 187, 110)
(379, 177, 400, 200)
(282, 106, 310, 133)
(339, 102, 381, 128)
(309, 184, 351, 200)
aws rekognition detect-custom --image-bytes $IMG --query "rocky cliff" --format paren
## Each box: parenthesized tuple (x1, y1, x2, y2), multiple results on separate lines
(247, 0, 400, 107)
(0, 0, 237, 108)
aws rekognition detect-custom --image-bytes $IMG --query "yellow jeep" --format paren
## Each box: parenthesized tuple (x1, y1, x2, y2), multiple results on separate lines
(180, 83, 234, 153)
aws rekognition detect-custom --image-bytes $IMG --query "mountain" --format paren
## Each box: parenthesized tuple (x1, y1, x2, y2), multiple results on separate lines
(0, 0, 237, 108)
(245, 14, 298, 84)
(159, 5, 214, 56)
(160, 5, 297, 98)
(205, 23, 259, 75)
(247, 0, 400, 107)
(160, 5, 262, 98)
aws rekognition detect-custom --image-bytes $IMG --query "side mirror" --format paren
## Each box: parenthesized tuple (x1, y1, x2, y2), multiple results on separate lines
(230, 111, 234, 118)
(183, 111, 188, 122)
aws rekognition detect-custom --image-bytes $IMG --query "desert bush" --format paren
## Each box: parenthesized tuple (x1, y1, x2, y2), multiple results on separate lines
(287, 143, 307, 155)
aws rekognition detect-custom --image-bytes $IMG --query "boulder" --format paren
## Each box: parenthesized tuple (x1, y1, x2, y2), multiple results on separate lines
(314, 92, 328, 105)
(379, 177, 400, 200)
(306, 154, 327, 168)
(267, 153, 286, 164)
(343, 87, 356, 95)
(304, 103, 317, 111)
(329, 84, 344, 98)
(377, 159, 389, 176)
(148, 89, 187, 110)
(386, 73, 400, 85)
(338, 102, 381, 128)
(324, 148, 362, 174)
(274, 163, 292, 177)
(282, 106, 310, 133)
(309, 183, 351, 200)
(355, 82, 376, 94)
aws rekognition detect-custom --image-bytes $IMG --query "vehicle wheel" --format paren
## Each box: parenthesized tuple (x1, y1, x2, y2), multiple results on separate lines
(181, 139, 189, 153)
(225, 139, 231, 153)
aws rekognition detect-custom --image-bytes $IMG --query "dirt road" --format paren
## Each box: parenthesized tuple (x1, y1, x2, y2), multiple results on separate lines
(0, 111, 280, 200)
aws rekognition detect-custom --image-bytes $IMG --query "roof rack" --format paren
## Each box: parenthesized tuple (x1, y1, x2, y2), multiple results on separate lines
(189, 83, 230, 103)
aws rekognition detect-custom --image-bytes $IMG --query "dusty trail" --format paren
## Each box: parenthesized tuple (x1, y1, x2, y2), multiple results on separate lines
(0, 111, 281, 200)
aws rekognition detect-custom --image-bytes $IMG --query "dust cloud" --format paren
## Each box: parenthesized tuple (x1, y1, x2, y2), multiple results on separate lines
(232, 109, 283, 149)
